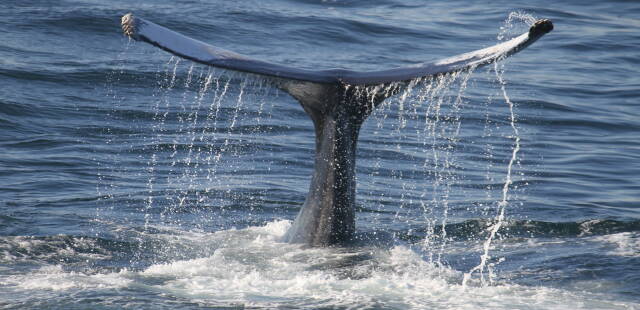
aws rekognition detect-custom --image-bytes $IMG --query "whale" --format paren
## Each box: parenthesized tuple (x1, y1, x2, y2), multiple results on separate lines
(121, 13, 553, 246)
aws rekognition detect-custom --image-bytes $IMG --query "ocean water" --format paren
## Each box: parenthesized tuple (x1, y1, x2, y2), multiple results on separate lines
(1, 0, 639, 309)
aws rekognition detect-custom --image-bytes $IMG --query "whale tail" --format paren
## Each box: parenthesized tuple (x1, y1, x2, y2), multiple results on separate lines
(121, 13, 553, 245)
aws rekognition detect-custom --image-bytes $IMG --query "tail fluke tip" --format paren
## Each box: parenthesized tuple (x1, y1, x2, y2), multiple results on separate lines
(530, 19, 553, 37)
(121, 13, 137, 38)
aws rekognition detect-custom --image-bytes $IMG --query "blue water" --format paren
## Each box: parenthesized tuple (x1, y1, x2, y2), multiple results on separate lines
(1, 0, 639, 309)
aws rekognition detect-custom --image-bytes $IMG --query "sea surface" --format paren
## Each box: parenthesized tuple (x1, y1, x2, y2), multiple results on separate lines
(1, 0, 639, 309)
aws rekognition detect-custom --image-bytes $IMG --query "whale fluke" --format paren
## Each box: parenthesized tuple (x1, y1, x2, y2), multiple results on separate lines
(121, 13, 552, 85)
(120, 13, 553, 246)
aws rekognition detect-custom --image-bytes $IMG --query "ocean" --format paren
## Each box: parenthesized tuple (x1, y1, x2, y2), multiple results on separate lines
(1, 0, 639, 309)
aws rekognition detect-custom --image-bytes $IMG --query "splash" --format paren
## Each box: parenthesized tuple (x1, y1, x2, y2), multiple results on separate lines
(2, 222, 633, 309)
(463, 13, 535, 287)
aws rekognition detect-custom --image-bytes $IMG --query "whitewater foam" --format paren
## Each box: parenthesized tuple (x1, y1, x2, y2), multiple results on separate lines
(1, 222, 636, 309)
(25, 265, 129, 290)
(591, 232, 640, 257)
